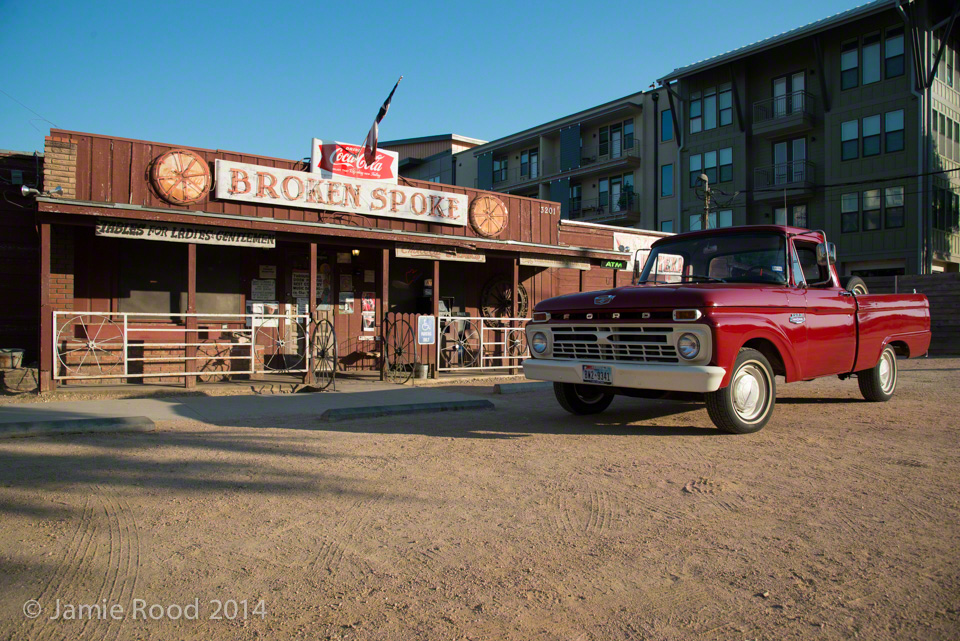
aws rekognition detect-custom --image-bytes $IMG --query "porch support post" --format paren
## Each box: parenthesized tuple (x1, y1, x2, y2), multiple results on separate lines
(613, 266, 619, 288)
(431, 259, 440, 379)
(512, 257, 520, 374)
(306, 242, 317, 385)
(185, 243, 197, 389)
(39, 222, 55, 393)
(380, 247, 389, 380)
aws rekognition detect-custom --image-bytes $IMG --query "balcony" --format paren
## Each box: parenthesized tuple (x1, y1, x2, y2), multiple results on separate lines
(752, 91, 816, 138)
(492, 166, 543, 190)
(933, 228, 960, 259)
(568, 193, 641, 225)
(753, 160, 816, 203)
(579, 138, 641, 170)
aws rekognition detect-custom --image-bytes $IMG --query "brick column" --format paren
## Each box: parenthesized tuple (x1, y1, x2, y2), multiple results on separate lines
(43, 137, 77, 199)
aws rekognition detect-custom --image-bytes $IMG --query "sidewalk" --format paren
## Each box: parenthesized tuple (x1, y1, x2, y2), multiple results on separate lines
(0, 380, 497, 426)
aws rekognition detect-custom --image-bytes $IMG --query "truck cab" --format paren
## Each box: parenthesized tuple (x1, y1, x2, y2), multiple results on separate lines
(523, 225, 931, 433)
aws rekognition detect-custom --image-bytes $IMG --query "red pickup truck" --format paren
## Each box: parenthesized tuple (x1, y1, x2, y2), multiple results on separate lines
(523, 226, 931, 433)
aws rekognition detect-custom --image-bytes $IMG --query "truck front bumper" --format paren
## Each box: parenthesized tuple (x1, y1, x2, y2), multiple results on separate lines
(522, 358, 726, 393)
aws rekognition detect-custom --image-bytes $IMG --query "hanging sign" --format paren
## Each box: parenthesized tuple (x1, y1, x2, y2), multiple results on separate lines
(310, 139, 399, 184)
(519, 256, 591, 271)
(95, 219, 275, 248)
(215, 160, 467, 227)
(395, 243, 486, 263)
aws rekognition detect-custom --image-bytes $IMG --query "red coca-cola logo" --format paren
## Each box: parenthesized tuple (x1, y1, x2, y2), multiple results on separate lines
(317, 143, 396, 181)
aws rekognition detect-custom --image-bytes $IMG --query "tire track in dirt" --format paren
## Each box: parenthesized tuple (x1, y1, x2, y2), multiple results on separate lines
(307, 493, 385, 586)
(681, 478, 745, 518)
(101, 486, 141, 641)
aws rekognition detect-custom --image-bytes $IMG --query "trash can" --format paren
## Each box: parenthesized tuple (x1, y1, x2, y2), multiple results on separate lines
(0, 349, 24, 369)
(417, 364, 430, 380)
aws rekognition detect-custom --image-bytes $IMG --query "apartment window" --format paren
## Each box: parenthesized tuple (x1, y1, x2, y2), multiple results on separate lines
(885, 109, 904, 152)
(885, 27, 905, 77)
(841, 192, 859, 232)
(863, 115, 881, 157)
(773, 72, 805, 117)
(947, 47, 955, 88)
(520, 148, 538, 178)
(599, 127, 609, 157)
(863, 189, 881, 231)
(950, 119, 955, 161)
(689, 154, 702, 187)
(661, 164, 674, 197)
(885, 186, 904, 228)
(599, 178, 609, 209)
(793, 204, 808, 228)
(934, 186, 946, 230)
(841, 120, 859, 160)
(719, 147, 733, 182)
(940, 113, 946, 155)
(862, 33, 881, 84)
(704, 87, 717, 130)
(955, 119, 960, 160)
(774, 205, 807, 228)
(660, 220, 674, 233)
(428, 175, 441, 183)
(661, 109, 673, 142)
(570, 184, 582, 215)
(610, 173, 635, 212)
(719, 85, 733, 126)
(717, 209, 733, 227)
(933, 109, 939, 154)
(690, 210, 732, 231)
(493, 155, 508, 183)
(774, 138, 806, 184)
(703, 150, 718, 184)
(624, 120, 635, 149)
(841, 41, 859, 89)
(690, 92, 702, 134)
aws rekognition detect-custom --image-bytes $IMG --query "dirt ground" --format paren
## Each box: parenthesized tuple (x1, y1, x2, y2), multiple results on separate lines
(1, 358, 958, 641)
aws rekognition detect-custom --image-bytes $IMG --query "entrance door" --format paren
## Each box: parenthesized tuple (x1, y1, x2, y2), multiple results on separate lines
(791, 138, 806, 182)
(773, 77, 788, 117)
(791, 72, 805, 112)
(611, 176, 622, 213)
(611, 124, 623, 158)
(774, 142, 788, 184)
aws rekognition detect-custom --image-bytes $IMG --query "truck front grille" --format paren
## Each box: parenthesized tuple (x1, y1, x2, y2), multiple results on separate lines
(551, 325, 679, 363)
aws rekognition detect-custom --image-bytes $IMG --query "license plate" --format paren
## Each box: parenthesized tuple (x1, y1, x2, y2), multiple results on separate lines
(582, 365, 612, 385)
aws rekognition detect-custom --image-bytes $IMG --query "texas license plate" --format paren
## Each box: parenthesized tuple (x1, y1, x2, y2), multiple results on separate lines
(582, 365, 612, 385)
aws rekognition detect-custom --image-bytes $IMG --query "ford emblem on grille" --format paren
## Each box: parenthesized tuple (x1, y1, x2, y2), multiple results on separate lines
(594, 294, 615, 305)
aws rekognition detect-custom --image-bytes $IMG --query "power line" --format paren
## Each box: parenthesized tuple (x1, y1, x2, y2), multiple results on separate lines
(0, 89, 59, 129)
(742, 166, 960, 195)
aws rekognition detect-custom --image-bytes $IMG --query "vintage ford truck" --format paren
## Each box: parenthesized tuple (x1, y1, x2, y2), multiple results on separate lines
(523, 226, 931, 433)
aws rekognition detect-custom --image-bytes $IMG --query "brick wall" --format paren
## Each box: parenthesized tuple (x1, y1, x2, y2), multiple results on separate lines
(43, 136, 77, 200)
(50, 226, 74, 310)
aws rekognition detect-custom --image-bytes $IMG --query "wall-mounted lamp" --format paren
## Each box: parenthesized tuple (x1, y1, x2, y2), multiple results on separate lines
(21, 185, 63, 197)
(351, 249, 360, 257)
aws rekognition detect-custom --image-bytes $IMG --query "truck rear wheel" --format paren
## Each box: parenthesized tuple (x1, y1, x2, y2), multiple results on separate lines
(857, 345, 897, 402)
(554, 383, 614, 415)
(705, 348, 776, 434)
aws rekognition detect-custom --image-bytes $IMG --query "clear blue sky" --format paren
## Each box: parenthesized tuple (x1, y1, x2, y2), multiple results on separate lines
(1, 0, 865, 159)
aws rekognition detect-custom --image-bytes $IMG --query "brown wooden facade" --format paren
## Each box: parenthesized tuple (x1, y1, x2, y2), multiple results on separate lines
(25, 129, 653, 391)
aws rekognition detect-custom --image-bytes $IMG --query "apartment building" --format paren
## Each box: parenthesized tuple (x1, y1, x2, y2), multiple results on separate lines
(382, 133, 485, 185)
(452, 90, 678, 230)
(658, 0, 960, 275)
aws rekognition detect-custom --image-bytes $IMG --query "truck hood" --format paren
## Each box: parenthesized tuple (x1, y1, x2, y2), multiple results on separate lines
(535, 283, 786, 312)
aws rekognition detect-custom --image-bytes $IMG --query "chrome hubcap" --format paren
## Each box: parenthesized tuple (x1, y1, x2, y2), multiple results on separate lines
(575, 386, 605, 403)
(879, 350, 896, 394)
(732, 362, 768, 423)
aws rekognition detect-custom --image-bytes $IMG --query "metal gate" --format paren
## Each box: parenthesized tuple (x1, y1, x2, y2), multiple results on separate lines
(52, 311, 336, 387)
(436, 316, 530, 372)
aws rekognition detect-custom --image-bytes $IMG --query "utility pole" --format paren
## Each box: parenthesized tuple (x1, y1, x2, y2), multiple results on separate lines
(700, 173, 710, 230)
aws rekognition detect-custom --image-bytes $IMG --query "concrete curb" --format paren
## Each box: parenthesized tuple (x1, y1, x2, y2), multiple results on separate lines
(320, 400, 495, 422)
(494, 382, 552, 395)
(0, 416, 157, 439)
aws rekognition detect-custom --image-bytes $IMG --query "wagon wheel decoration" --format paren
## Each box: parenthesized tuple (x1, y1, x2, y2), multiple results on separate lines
(440, 319, 481, 368)
(56, 315, 124, 378)
(383, 317, 417, 384)
(196, 339, 232, 383)
(506, 327, 528, 359)
(480, 276, 529, 326)
(312, 318, 337, 390)
(253, 316, 309, 373)
(151, 149, 211, 205)
(469, 195, 509, 238)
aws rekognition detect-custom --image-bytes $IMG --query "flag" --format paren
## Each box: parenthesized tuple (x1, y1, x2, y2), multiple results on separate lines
(363, 76, 402, 165)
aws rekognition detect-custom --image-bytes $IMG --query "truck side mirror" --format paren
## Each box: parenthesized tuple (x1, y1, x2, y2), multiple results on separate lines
(631, 248, 642, 285)
(816, 242, 836, 266)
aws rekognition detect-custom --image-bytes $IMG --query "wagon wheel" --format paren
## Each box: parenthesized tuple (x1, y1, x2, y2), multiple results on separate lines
(196, 339, 231, 383)
(440, 319, 480, 368)
(480, 276, 529, 325)
(383, 317, 417, 384)
(312, 318, 337, 390)
(152, 149, 211, 205)
(469, 195, 509, 238)
(253, 316, 308, 373)
(506, 326, 528, 359)
(56, 315, 124, 378)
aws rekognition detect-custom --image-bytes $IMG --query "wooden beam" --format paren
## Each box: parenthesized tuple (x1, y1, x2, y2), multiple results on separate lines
(39, 222, 54, 393)
(512, 258, 520, 374)
(381, 247, 389, 380)
(306, 242, 317, 384)
(432, 260, 440, 379)
(185, 243, 197, 389)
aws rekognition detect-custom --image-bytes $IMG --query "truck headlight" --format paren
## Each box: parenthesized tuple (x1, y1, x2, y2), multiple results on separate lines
(531, 332, 548, 354)
(677, 333, 700, 360)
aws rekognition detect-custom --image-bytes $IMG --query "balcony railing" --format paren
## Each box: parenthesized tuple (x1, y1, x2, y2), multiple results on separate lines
(932, 228, 960, 257)
(754, 160, 815, 189)
(569, 193, 640, 224)
(753, 91, 816, 125)
(580, 138, 641, 167)
(492, 165, 542, 188)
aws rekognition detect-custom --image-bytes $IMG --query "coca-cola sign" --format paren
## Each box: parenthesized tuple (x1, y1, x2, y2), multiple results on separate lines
(310, 138, 398, 184)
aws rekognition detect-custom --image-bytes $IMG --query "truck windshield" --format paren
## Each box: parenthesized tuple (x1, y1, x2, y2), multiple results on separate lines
(638, 232, 788, 285)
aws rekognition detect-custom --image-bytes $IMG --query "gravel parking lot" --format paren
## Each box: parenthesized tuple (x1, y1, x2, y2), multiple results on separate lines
(1, 357, 958, 641)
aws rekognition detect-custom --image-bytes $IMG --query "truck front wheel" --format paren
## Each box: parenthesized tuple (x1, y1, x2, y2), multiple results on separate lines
(706, 348, 776, 434)
(857, 345, 897, 402)
(554, 383, 614, 415)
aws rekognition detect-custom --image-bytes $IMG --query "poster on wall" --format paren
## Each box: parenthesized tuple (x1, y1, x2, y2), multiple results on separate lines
(361, 292, 376, 312)
(340, 274, 353, 291)
(246, 300, 279, 327)
(291, 270, 310, 298)
(337, 252, 352, 264)
(259, 265, 277, 278)
(251, 278, 276, 301)
(318, 263, 333, 311)
(361, 311, 376, 332)
(339, 291, 354, 314)
(613, 231, 658, 272)
(364, 269, 375, 283)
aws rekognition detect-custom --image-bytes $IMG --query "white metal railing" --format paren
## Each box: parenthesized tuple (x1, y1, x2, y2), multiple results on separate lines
(53, 311, 313, 382)
(436, 316, 530, 372)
